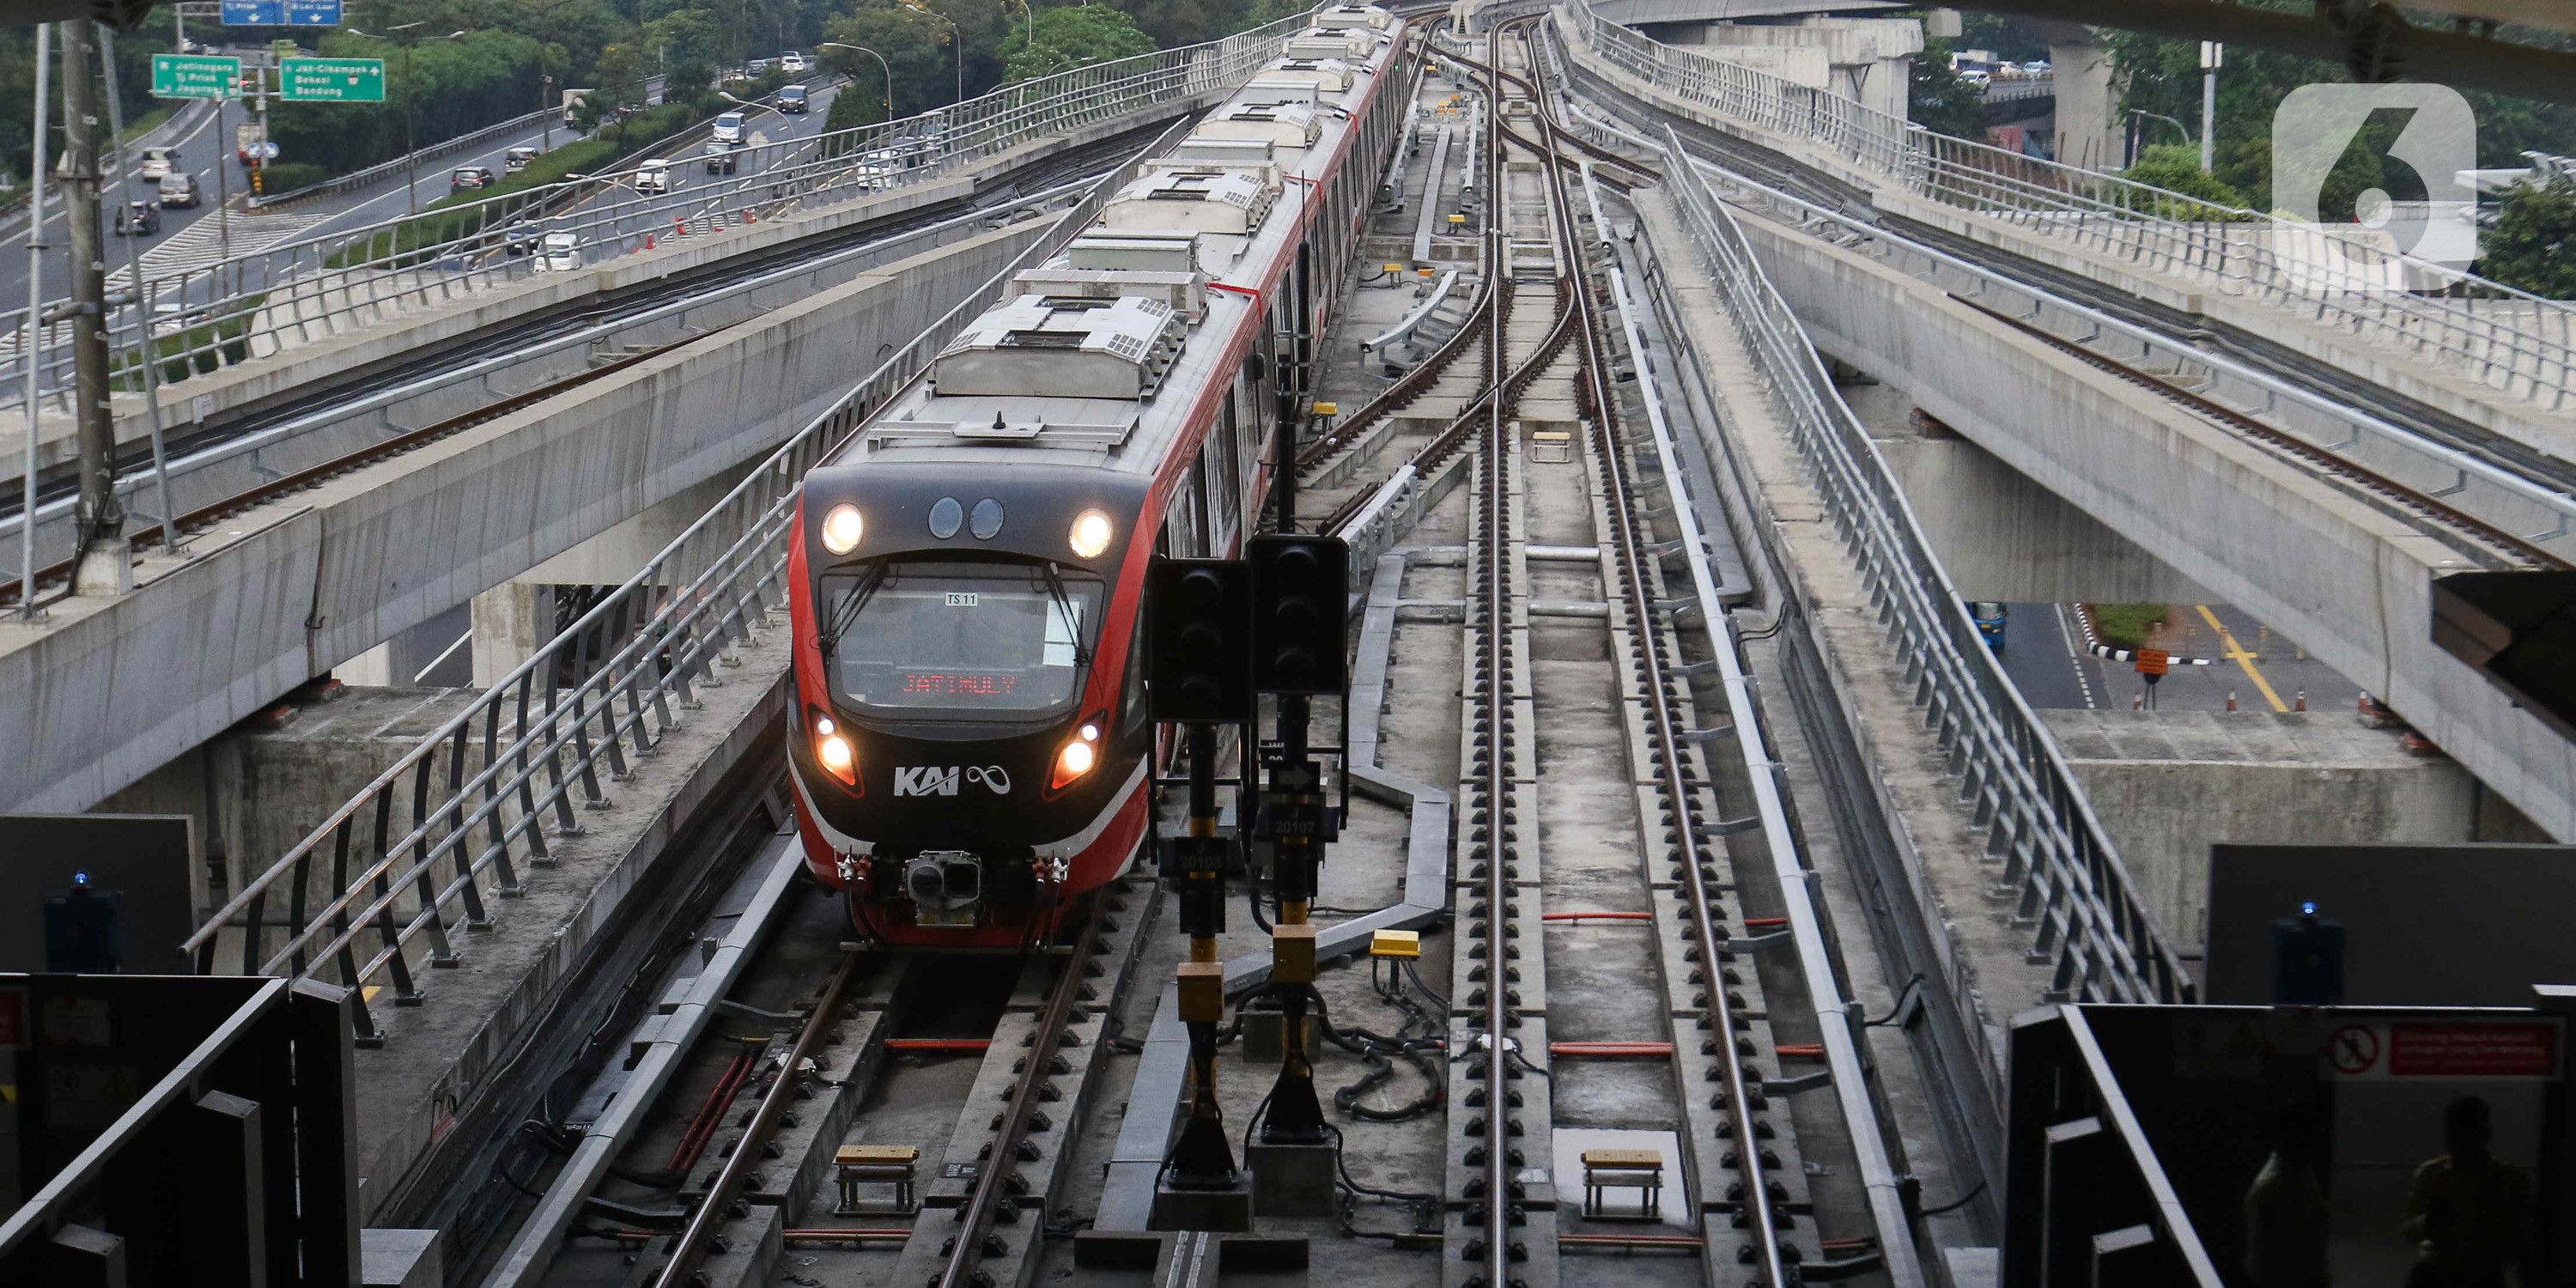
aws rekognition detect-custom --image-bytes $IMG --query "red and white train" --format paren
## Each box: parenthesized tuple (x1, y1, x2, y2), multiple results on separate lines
(784, 4, 1413, 945)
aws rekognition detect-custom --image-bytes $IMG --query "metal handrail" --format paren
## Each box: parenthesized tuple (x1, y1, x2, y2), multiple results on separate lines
(1688, 156, 2576, 565)
(0, 11, 1311, 412)
(1556, 0, 2576, 413)
(246, 103, 563, 210)
(1658, 124, 2193, 1005)
(176, 130, 1148, 1040)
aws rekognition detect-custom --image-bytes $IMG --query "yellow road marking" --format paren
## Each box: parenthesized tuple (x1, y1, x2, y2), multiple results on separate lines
(362, 985, 383, 1002)
(2197, 605, 2287, 712)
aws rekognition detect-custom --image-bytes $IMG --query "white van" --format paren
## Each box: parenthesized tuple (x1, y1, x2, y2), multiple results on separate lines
(532, 231, 582, 273)
(710, 112, 746, 146)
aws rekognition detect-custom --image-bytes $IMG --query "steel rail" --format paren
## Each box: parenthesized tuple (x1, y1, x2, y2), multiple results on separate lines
(933, 891, 1108, 1288)
(1497, 20, 1789, 1281)
(0, 173, 1106, 607)
(1682, 154, 2576, 568)
(647, 948, 866, 1288)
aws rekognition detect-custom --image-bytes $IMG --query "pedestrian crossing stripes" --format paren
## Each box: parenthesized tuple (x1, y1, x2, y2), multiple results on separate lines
(108, 208, 336, 288)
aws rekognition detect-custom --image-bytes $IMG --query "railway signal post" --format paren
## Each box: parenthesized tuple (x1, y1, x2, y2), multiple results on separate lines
(1244, 532, 1351, 1216)
(1145, 556, 1255, 1230)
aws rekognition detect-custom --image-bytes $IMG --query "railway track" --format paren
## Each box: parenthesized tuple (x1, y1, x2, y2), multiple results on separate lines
(0, 138, 1145, 610)
(1394, 22, 1904, 1285)
(1557, 70, 2576, 574)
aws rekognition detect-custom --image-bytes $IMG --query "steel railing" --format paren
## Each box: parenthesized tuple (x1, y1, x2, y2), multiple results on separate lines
(246, 103, 567, 210)
(174, 136, 1143, 1041)
(1687, 156, 2576, 566)
(1558, 0, 2576, 413)
(0, 12, 1310, 413)
(1658, 123, 2193, 1006)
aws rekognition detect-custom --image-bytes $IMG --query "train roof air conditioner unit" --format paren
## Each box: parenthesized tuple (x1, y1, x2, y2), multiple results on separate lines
(1309, 4, 1393, 32)
(1066, 231, 1203, 274)
(1100, 170, 1278, 236)
(931, 295, 1187, 400)
(1193, 103, 1321, 149)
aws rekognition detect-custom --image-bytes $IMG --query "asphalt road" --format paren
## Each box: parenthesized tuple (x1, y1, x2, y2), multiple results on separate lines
(1993, 600, 2365, 715)
(2, 74, 840, 312)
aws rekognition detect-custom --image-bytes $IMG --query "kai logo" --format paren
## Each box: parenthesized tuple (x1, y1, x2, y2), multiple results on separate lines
(893, 765, 1012, 797)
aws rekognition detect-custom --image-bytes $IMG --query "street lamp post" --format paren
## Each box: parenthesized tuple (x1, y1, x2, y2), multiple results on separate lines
(353, 22, 468, 216)
(818, 41, 894, 123)
(2125, 108, 2191, 168)
(895, 0, 962, 106)
(2198, 40, 2223, 173)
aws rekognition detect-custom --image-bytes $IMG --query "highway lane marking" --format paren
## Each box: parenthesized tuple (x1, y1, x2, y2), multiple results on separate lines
(2196, 604, 2287, 712)
(2051, 603, 2099, 708)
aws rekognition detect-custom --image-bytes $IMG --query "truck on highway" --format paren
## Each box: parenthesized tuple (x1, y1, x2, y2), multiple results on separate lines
(563, 88, 597, 125)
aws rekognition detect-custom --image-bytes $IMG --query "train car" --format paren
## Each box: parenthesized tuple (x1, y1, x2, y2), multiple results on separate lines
(785, 4, 1414, 946)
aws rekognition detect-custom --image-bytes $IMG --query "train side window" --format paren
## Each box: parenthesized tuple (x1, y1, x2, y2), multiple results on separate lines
(1178, 466, 1206, 556)
(1211, 410, 1240, 523)
(1121, 605, 1149, 733)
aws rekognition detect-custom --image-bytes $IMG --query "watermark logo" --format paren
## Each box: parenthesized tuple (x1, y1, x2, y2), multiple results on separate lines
(2270, 83, 2477, 290)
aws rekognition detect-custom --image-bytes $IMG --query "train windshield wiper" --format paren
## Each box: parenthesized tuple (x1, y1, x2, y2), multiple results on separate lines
(818, 561, 888, 657)
(1037, 562, 1092, 668)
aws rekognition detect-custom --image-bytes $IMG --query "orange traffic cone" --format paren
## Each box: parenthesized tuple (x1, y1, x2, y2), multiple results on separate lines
(2227, 690, 2238, 711)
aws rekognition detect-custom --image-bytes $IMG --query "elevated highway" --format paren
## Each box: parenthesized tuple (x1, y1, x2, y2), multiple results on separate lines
(94, 10, 2576, 1277)
(1546, 0, 2576, 840)
(0, 14, 1326, 814)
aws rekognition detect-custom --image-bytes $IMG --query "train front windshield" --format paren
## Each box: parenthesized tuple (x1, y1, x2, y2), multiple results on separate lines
(823, 558, 1103, 720)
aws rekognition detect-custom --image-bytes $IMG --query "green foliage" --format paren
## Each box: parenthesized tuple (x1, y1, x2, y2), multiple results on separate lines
(116, 293, 267, 389)
(2120, 143, 2251, 217)
(2087, 603, 2167, 652)
(1103, 0, 1297, 51)
(265, 28, 550, 177)
(645, 7, 726, 92)
(824, 78, 885, 131)
(1909, 36, 1983, 138)
(1955, 13, 2046, 64)
(822, 7, 956, 119)
(2106, 29, 2576, 214)
(2476, 175, 2576, 300)
(1000, 3, 1155, 83)
(254, 161, 332, 193)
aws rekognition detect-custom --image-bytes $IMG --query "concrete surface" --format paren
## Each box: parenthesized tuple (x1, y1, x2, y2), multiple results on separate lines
(359, 1227, 442, 1288)
(1559, 14, 2576, 479)
(1844, 380, 2212, 605)
(2039, 708, 2480, 957)
(94, 684, 483, 932)
(343, 623, 788, 1224)
(1723, 197, 2576, 841)
(0, 218, 1049, 817)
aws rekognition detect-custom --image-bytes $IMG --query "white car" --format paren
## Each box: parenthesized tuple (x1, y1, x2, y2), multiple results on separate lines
(635, 157, 674, 193)
(2021, 59, 2050, 76)
(780, 52, 807, 74)
(137, 147, 178, 180)
(1959, 69, 1991, 88)
(532, 231, 582, 273)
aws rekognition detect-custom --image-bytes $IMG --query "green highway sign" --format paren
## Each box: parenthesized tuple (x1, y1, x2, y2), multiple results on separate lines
(151, 53, 241, 100)
(278, 57, 386, 102)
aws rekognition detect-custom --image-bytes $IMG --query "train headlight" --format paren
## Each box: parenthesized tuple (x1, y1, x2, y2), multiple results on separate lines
(812, 713, 857, 787)
(821, 503, 865, 556)
(1068, 509, 1114, 560)
(1048, 723, 1101, 790)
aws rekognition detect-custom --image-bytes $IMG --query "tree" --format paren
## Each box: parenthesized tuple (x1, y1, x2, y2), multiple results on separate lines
(822, 7, 950, 121)
(1001, 3, 1154, 82)
(643, 6, 723, 91)
(2478, 175, 2576, 300)
(2122, 142, 2251, 217)
(1909, 36, 1983, 138)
